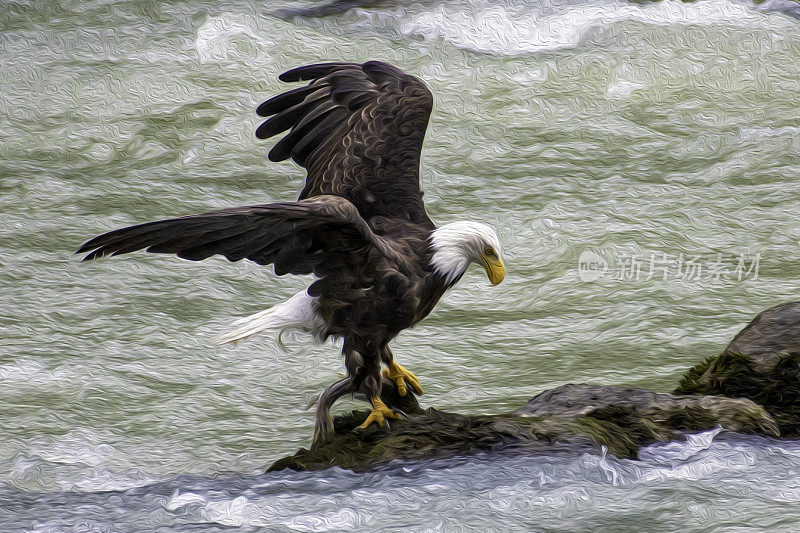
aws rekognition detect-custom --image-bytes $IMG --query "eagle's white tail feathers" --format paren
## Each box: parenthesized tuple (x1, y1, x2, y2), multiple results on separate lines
(214, 289, 325, 346)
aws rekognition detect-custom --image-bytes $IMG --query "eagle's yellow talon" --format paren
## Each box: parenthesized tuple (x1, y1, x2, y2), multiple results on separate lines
(382, 362, 423, 396)
(358, 397, 399, 429)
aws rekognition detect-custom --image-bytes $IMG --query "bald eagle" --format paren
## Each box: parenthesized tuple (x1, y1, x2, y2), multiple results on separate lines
(77, 61, 506, 442)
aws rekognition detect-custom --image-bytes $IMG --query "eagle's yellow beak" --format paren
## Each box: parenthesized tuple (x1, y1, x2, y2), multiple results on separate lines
(481, 257, 506, 286)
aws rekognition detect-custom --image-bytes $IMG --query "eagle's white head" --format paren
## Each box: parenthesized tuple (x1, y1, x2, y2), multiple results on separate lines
(429, 221, 506, 286)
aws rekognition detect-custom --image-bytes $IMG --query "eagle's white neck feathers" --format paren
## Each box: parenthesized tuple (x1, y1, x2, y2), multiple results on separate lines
(430, 221, 502, 285)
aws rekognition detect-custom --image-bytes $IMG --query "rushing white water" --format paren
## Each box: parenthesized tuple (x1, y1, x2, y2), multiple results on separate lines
(4, 431, 800, 531)
(3, 0, 800, 529)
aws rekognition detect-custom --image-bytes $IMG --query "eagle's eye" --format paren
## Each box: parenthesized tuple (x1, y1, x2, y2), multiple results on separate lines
(484, 247, 495, 257)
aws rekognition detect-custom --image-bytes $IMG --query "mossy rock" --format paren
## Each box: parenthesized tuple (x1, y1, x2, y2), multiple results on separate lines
(675, 301, 800, 436)
(269, 408, 595, 472)
(520, 384, 778, 458)
(270, 380, 593, 472)
(270, 383, 777, 472)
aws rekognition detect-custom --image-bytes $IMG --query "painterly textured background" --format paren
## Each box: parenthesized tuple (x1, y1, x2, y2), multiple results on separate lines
(3, 0, 800, 530)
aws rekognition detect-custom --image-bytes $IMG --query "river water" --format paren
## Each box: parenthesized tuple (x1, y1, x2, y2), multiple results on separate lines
(2, 0, 800, 530)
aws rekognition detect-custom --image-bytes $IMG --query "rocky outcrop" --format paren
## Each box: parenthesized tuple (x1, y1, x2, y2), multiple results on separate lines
(269, 398, 596, 473)
(518, 383, 777, 456)
(675, 301, 800, 437)
(270, 384, 777, 472)
(270, 302, 800, 472)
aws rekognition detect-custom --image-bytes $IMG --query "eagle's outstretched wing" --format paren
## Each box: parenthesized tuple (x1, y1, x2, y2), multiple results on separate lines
(77, 195, 392, 276)
(256, 61, 434, 226)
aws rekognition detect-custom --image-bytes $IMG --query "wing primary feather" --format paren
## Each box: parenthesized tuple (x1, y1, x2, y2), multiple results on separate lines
(272, 107, 350, 164)
(361, 60, 408, 81)
(325, 69, 372, 85)
(76, 222, 168, 254)
(274, 106, 344, 163)
(329, 86, 372, 106)
(255, 89, 331, 140)
(78, 219, 243, 259)
(291, 108, 351, 164)
(177, 226, 275, 262)
(278, 62, 359, 83)
(219, 229, 284, 262)
(292, 100, 339, 134)
(256, 83, 329, 117)
(145, 224, 254, 255)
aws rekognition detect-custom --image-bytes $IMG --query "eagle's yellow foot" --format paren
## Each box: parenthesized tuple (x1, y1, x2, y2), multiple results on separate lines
(382, 361, 423, 396)
(358, 397, 399, 429)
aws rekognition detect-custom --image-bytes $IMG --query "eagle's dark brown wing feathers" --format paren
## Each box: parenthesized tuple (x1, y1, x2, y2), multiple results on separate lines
(255, 88, 332, 140)
(268, 107, 350, 164)
(77, 196, 391, 276)
(256, 83, 329, 117)
(256, 60, 434, 225)
(79, 61, 428, 274)
(277, 62, 358, 83)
